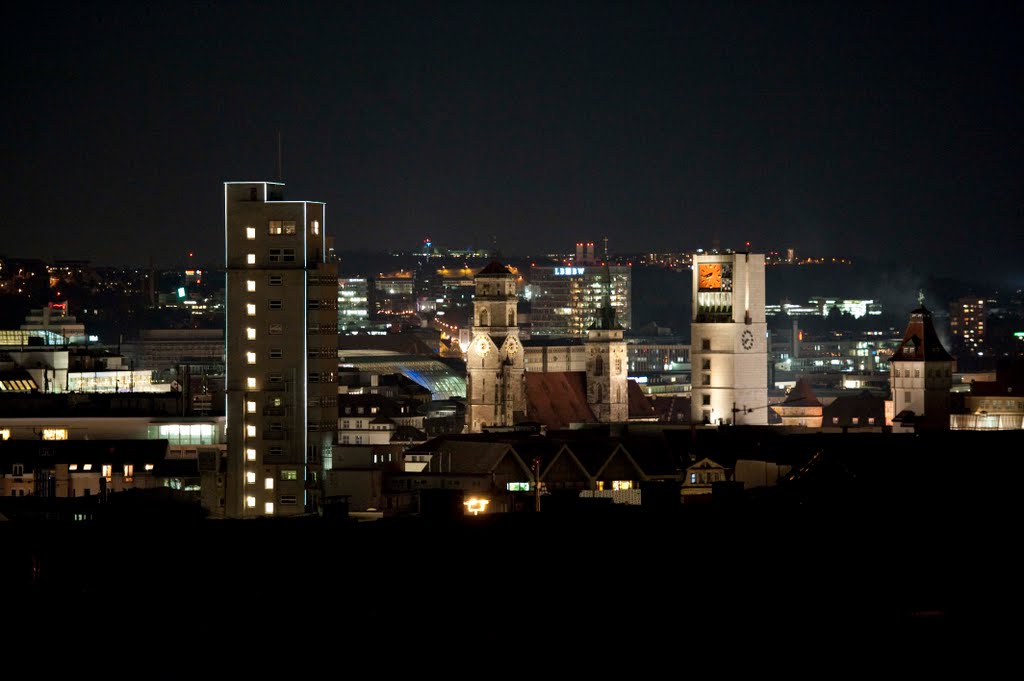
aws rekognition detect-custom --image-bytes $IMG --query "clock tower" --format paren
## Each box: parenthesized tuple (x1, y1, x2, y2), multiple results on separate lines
(690, 251, 768, 425)
(465, 260, 525, 433)
(889, 297, 954, 431)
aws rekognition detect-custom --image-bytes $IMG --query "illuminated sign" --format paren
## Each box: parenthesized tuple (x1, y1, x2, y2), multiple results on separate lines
(554, 267, 585, 276)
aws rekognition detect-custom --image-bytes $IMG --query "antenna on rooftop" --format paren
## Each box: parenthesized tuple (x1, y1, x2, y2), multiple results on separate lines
(276, 131, 283, 182)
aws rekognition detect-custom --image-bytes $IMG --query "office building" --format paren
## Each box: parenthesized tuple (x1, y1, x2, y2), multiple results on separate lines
(224, 181, 338, 519)
(527, 264, 631, 337)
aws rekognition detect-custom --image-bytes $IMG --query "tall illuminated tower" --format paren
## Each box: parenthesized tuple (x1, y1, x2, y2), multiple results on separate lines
(689, 251, 768, 425)
(465, 260, 525, 433)
(224, 181, 338, 518)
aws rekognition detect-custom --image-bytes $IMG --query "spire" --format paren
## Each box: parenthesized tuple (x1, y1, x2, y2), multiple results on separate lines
(590, 239, 622, 331)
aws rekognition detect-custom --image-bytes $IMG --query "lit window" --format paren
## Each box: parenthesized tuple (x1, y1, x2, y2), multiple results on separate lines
(102, 464, 112, 481)
(246, 495, 256, 508)
(264, 502, 274, 515)
(0, 429, 9, 440)
(69, 464, 78, 471)
(43, 428, 68, 440)
(247, 280, 256, 292)
(246, 424, 256, 437)
(246, 227, 256, 240)
(144, 464, 154, 471)
(264, 477, 274, 490)
(246, 351, 256, 364)
(247, 377, 257, 389)
(690, 473, 697, 484)
(247, 253, 256, 265)
(280, 469, 298, 481)
(246, 327, 256, 340)
(612, 480, 632, 491)
(83, 464, 92, 471)
(246, 471, 256, 484)
(246, 400, 256, 413)
(246, 303, 256, 316)
(246, 448, 257, 461)
(310, 220, 320, 235)
(123, 464, 134, 482)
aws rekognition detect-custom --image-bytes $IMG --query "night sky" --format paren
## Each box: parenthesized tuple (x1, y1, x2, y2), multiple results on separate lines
(4, 1, 1022, 280)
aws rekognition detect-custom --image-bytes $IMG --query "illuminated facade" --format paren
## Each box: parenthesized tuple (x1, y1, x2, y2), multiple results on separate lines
(689, 252, 768, 425)
(337, 277, 370, 331)
(527, 265, 631, 337)
(889, 303, 954, 431)
(949, 296, 987, 356)
(224, 181, 338, 519)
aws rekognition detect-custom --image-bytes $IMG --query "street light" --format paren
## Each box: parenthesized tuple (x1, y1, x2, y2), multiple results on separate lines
(464, 497, 489, 515)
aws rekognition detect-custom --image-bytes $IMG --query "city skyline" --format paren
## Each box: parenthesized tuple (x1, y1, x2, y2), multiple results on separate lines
(4, 2, 1023, 282)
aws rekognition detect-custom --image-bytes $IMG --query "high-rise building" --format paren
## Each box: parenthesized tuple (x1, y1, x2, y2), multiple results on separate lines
(337, 277, 370, 332)
(527, 264, 631, 337)
(949, 295, 987, 357)
(689, 252, 768, 425)
(224, 181, 338, 519)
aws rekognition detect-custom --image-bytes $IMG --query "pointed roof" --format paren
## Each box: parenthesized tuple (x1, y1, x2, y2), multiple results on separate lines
(781, 378, 821, 407)
(890, 305, 953, 362)
(476, 259, 513, 276)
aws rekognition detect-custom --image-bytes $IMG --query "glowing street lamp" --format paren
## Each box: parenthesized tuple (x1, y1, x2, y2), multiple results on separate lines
(464, 497, 489, 515)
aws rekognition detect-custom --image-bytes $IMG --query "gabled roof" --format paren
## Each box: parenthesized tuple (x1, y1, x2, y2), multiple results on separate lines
(627, 380, 657, 420)
(476, 260, 513, 276)
(780, 379, 821, 407)
(524, 371, 596, 428)
(890, 306, 953, 362)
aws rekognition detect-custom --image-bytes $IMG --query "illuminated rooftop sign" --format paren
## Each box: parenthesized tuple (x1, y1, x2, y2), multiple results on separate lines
(554, 267, 585, 276)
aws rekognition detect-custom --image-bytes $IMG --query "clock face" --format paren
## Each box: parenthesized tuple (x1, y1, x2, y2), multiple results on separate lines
(475, 337, 490, 355)
(698, 263, 722, 290)
(741, 329, 754, 350)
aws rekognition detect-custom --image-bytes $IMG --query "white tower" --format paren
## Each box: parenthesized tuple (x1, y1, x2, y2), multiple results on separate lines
(890, 298, 954, 431)
(690, 251, 768, 425)
(224, 181, 338, 519)
(465, 260, 525, 433)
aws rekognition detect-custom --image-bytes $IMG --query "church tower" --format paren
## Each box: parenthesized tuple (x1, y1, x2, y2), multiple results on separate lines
(585, 269, 629, 422)
(465, 260, 525, 433)
(690, 251, 768, 425)
(890, 295, 954, 431)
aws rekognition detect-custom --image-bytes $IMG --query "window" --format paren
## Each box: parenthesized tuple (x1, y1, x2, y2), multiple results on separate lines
(247, 377, 257, 389)
(0, 429, 9, 440)
(246, 471, 256, 484)
(832, 417, 839, 424)
(914, 369, 920, 378)
(246, 400, 256, 413)
(246, 448, 257, 461)
(246, 424, 256, 437)
(268, 373, 284, 384)
(269, 248, 296, 262)
(265, 477, 274, 490)
(246, 227, 256, 240)
(246, 303, 256, 316)
(269, 348, 282, 359)
(247, 280, 256, 292)
(279, 495, 297, 505)
(702, 394, 710, 406)
(246, 496, 256, 508)
(281, 470, 298, 481)
(268, 275, 282, 286)
(308, 373, 320, 383)
(13, 463, 24, 476)
(43, 428, 68, 440)
(102, 464, 112, 482)
(690, 473, 697, 484)
(246, 327, 257, 340)
(123, 464, 134, 482)
(310, 220, 320, 235)
(868, 417, 876, 425)
(247, 253, 256, 265)
(264, 502, 274, 515)
(701, 339, 711, 351)
(268, 323, 283, 335)
(246, 351, 256, 364)
(268, 220, 296, 235)
(702, 374, 711, 386)
(269, 423, 283, 432)
(852, 417, 860, 425)
(269, 446, 283, 457)
(308, 299, 319, 310)
(702, 359, 711, 370)
(268, 300, 282, 310)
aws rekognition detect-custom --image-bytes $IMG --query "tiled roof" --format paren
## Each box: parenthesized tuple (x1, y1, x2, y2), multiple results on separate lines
(780, 379, 821, 407)
(890, 306, 953, 362)
(524, 372, 596, 429)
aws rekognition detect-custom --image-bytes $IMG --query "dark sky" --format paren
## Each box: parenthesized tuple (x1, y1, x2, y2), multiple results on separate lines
(4, 1, 1022, 280)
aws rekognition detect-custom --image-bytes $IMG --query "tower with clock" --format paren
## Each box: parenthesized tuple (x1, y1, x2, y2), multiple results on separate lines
(465, 260, 525, 433)
(690, 251, 768, 425)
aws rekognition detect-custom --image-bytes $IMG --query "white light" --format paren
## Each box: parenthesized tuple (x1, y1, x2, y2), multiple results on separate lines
(246, 327, 256, 340)
(247, 280, 256, 292)
(246, 303, 256, 316)
(247, 377, 257, 389)
(264, 477, 274, 490)
(247, 400, 256, 413)
(246, 471, 256, 484)
(264, 502, 274, 515)
(247, 424, 256, 437)
(246, 448, 257, 461)
(246, 351, 256, 364)
(247, 253, 256, 264)
(246, 496, 256, 508)
(246, 227, 256, 240)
